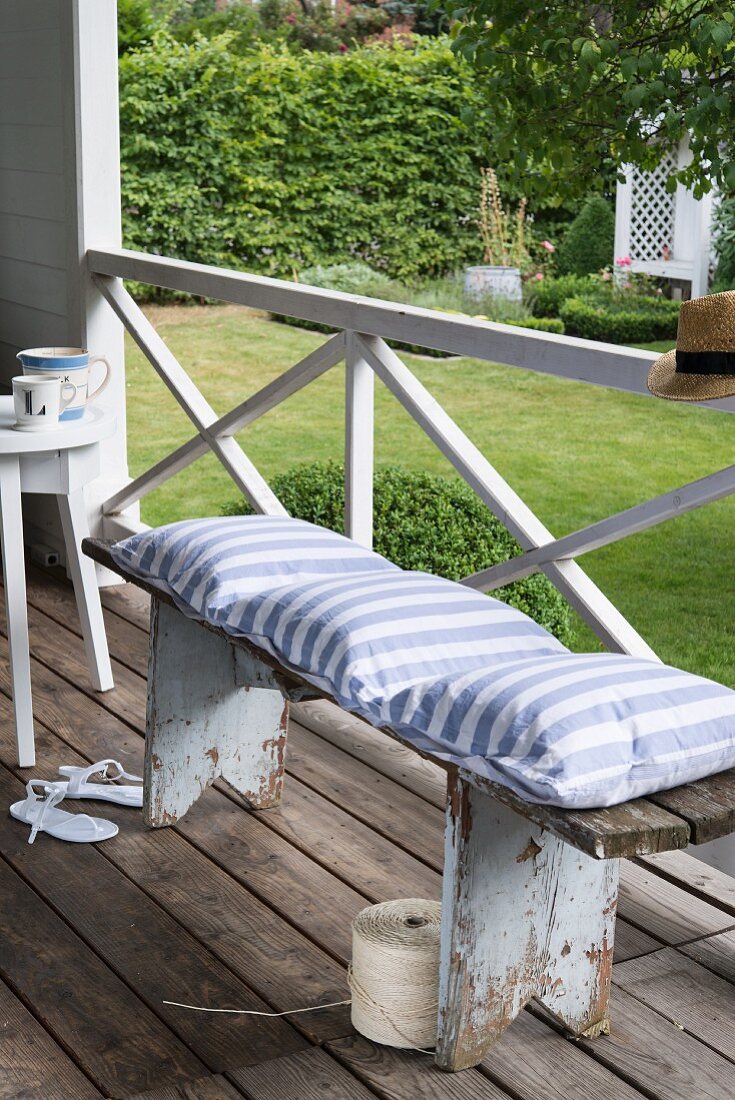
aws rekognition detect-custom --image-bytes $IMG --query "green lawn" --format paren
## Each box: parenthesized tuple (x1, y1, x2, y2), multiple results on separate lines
(126, 304, 735, 685)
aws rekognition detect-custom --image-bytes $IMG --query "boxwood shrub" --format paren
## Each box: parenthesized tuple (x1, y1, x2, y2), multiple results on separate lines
(560, 296, 679, 344)
(526, 274, 596, 318)
(224, 462, 573, 644)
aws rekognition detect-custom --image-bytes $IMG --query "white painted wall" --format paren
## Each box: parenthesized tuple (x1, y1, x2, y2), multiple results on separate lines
(0, 0, 131, 558)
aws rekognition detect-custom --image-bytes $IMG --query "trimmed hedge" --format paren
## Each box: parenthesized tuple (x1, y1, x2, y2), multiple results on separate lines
(119, 34, 497, 284)
(225, 462, 573, 644)
(560, 296, 679, 344)
(504, 315, 564, 334)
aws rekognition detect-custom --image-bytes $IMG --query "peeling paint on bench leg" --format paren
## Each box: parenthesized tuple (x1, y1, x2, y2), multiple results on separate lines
(144, 599, 288, 827)
(436, 772, 619, 1072)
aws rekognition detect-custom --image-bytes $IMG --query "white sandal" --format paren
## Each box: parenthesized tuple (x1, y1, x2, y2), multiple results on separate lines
(10, 780, 119, 845)
(56, 759, 143, 808)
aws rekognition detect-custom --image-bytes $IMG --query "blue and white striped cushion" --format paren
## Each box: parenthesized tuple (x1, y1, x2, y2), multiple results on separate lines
(110, 515, 398, 616)
(111, 517, 735, 809)
(382, 654, 735, 807)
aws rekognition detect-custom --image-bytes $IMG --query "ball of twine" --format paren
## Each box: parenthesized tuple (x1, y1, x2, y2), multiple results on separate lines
(349, 898, 441, 1050)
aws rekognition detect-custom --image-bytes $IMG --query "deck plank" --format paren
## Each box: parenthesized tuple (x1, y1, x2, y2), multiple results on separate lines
(619, 861, 734, 944)
(0, 761, 308, 1070)
(612, 921, 663, 963)
(231, 1047, 379, 1099)
(578, 987, 735, 1100)
(99, 571, 152, 628)
(127, 1077, 243, 1100)
(639, 850, 735, 918)
(286, 722, 444, 870)
(680, 930, 735, 985)
(26, 565, 151, 673)
(0, 979, 104, 1099)
(613, 948, 735, 1061)
(294, 699, 446, 807)
(0, 858, 205, 1097)
(481, 1010, 647, 1100)
(242, 765, 442, 903)
(327, 1037, 510, 1099)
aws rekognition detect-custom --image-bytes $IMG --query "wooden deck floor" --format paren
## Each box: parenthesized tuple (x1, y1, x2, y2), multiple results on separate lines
(1, 568, 734, 1100)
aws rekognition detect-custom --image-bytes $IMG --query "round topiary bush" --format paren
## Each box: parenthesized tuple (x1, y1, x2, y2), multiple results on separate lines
(225, 462, 573, 645)
(556, 196, 615, 277)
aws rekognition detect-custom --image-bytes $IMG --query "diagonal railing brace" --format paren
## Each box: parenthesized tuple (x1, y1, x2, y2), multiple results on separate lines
(465, 462, 735, 592)
(355, 333, 659, 661)
(94, 275, 289, 516)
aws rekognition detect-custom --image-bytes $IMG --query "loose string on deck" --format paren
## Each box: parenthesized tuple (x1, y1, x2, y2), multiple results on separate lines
(163, 897, 441, 1056)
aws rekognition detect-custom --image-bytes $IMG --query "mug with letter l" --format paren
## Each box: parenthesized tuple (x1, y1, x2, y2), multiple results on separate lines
(16, 347, 111, 422)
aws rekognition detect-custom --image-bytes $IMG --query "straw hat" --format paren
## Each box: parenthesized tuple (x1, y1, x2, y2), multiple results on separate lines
(648, 291, 735, 401)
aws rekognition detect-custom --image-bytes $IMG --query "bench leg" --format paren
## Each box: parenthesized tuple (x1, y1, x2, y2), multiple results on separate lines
(144, 600, 288, 827)
(436, 773, 619, 1071)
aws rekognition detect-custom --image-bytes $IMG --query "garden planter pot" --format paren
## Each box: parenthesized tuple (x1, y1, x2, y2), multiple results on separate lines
(464, 265, 522, 302)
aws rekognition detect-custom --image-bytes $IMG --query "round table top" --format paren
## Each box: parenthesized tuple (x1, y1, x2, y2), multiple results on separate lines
(0, 397, 116, 454)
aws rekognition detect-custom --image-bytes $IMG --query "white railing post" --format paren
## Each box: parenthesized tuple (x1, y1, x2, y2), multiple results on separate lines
(345, 331, 374, 548)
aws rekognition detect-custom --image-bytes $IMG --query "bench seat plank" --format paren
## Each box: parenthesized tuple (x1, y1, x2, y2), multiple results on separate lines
(648, 768, 735, 845)
(84, 538, 695, 859)
(464, 769, 690, 861)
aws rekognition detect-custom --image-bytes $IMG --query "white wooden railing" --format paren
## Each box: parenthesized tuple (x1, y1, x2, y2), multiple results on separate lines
(88, 247, 735, 662)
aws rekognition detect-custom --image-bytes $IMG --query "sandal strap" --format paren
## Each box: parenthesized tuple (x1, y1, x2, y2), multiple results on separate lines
(26, 781, 65, 845)
(59, 759, 142, 791)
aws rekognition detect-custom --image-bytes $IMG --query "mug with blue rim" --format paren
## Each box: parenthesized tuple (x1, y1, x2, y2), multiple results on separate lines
(16, 347, 111, 421)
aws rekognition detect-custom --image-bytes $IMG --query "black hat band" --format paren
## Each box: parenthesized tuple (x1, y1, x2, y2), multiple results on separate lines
(675, 350, 735, 375)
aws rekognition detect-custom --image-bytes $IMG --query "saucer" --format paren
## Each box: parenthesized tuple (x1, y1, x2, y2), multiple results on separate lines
(11, 420, 64, 433)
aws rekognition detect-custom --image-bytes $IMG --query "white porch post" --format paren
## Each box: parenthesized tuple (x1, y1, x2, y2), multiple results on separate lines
(0, 0, 132, 568)
(64, 0, 134, 558)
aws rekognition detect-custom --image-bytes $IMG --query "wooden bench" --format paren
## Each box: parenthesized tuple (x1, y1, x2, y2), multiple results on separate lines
(85, 537, 735, 1072)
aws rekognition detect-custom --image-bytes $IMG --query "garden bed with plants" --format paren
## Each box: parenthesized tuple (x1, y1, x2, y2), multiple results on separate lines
(266, 191, 680, 348)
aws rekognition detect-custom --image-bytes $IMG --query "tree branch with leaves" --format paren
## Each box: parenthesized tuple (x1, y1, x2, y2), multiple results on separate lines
(443, 1, 735, 200)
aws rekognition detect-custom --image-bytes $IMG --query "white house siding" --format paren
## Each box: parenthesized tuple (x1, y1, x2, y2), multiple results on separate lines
(0, 0, 131, 558)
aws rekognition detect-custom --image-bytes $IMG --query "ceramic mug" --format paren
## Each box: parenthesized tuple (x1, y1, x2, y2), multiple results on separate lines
(16, 347, 111, 421)
(12, 375, 76, 432)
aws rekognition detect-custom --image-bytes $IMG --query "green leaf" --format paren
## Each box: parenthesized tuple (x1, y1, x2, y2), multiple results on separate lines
(711, 21, 733, 49)
(620, 55, 638, 80)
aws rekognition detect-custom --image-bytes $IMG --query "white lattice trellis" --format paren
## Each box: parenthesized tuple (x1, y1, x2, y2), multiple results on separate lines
(614, 137, 714, 297)
(629, 151, 677, 262)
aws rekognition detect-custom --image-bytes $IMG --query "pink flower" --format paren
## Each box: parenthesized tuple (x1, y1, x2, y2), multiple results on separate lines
(285, 12, 296, 22)
(601, 271, 612, 281)
(534, 272, 544, 280)
(615, 255, 632, 267)
(541, 240, 555, 253)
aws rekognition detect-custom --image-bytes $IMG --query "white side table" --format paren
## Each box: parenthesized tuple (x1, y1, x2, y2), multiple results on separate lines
(0, 397, 116, 767)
